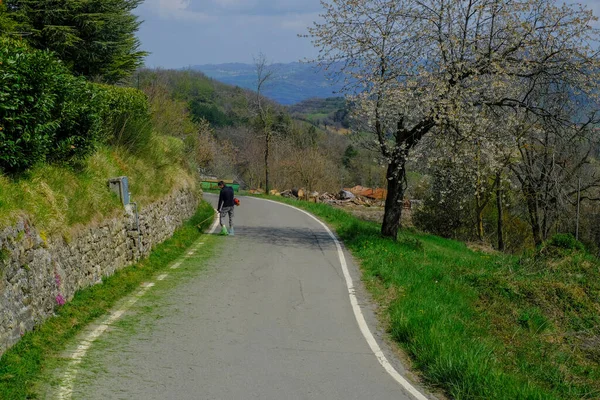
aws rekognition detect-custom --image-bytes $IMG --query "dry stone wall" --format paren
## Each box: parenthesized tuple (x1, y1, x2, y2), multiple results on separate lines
(0, 188, 199, 356)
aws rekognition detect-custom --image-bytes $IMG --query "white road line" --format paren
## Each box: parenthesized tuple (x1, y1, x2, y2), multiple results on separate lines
(56, 285, 154, 400)
(170, 261, 182, 269)
(261, 199, 429, 400)
(54, 210, 220, 400)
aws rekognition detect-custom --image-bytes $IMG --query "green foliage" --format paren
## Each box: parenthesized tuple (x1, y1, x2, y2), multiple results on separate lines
(0, 38, 103, 173)
(0, 4, 17, 35)
(0, 38, 155, 174)
(342, 145, 358, 168)
(6, 0, 147, 83)
(0, 79, 193, 232)
(94, 84, 152, 152)
(546, 233, 585, 252)
(189, 99, 232, 127)
(289, 97, 350, 129)
(135, 69, 252, 127)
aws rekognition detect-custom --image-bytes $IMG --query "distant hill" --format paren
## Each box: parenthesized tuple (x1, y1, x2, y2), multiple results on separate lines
(289, 97, 351, 130)
(189, 62, 346, 105)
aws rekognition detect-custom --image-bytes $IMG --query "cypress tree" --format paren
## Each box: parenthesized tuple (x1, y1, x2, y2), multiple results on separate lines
(6, 0, 147, 83)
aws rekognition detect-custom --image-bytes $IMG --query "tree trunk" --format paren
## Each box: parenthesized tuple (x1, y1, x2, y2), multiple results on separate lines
(381, 159, 405, 239)
(476, 195, 484, 241)
(496, 172, 505, 251)
(523, 185, 543, 246)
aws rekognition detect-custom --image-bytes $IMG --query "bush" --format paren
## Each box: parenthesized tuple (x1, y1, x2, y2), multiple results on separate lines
(0, 38, 154, 174)
(0, 38, 103, 173)
(94, 84, 152, 153)
(546, 233, 585, 252)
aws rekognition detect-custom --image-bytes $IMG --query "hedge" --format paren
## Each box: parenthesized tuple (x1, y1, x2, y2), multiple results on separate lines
(0, 37, 152, 174)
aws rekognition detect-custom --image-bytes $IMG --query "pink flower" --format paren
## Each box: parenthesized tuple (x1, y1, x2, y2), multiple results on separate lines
(56, 294, 66, 306)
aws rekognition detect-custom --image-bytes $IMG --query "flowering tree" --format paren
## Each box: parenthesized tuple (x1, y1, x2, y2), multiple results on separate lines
(414, 110, 514, 242)
(308, 0, 600, 238)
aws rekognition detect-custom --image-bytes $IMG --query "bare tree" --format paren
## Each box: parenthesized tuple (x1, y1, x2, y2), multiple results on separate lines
(509, 108, 600, 246)
(253, 53, 276, 194)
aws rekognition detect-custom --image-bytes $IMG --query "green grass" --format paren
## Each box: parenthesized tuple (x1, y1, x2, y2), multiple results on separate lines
(261, 196, 600, 400)
(0, 135, 196, 234)
(0, 201, 214, 400)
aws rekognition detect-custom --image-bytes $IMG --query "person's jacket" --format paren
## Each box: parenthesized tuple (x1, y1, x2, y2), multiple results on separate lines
(218, 186, 235, 210)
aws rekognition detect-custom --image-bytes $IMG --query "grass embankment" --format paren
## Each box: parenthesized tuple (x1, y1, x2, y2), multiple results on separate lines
(269, 197, 600, 400)
(0, 137, 195, 234)
(0, 202, 214, 400)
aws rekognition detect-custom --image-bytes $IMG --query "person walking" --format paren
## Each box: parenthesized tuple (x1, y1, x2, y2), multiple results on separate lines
(217, 181, 235, 236)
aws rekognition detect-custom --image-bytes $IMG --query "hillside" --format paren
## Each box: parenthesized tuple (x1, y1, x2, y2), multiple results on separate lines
(288, 97, 350, 129)
(190, 62, 346, 105)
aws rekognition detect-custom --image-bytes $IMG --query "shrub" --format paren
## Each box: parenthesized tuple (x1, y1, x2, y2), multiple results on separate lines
(49, 77, 105, 164)
(94, 84, 152, 153)
(0, 38, 154, 174)
(546, 233, 585, 252)
(0, 38, 103, 173)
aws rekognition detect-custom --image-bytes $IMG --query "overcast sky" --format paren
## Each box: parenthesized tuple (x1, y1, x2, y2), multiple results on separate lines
(135, 0, 600, 69)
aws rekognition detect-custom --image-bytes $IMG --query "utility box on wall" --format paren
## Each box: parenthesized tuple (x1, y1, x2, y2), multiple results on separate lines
(108, 177, 130, 206)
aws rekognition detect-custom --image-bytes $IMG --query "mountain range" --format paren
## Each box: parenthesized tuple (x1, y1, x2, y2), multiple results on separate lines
(189, 62, 346, 105)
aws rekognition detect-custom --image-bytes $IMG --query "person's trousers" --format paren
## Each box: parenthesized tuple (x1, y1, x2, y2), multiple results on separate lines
(220, 206, 234, 228)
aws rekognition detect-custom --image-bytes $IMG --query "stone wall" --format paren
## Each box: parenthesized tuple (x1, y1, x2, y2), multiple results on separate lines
(0, 188, 199, 356)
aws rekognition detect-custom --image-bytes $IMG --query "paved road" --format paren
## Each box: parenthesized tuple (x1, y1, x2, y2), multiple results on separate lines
(61, 195, 432, 400)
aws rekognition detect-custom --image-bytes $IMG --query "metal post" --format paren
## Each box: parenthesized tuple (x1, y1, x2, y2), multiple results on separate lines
(576, 177, 581, 241)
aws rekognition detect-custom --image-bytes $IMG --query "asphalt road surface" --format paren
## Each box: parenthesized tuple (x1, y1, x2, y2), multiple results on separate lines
(59, 194, 433, 400)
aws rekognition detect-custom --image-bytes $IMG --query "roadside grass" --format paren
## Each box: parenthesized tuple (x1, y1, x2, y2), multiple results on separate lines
(0, 137, 195, 235)
(0, 201, 214, 400)
(263, 195, 600, 400)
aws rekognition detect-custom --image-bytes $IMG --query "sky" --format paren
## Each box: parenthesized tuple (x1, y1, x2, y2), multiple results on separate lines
(135, 0, 600, 69)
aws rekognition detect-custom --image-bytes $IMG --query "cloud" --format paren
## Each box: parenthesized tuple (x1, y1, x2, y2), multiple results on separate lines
(279, 12, 321, 31)
(144, 0, 212, 21)
(157, 0, 190, 11)
(144, 0, 322, 19)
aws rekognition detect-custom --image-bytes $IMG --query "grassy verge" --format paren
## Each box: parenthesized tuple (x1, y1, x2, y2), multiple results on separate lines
(261, 195, 600, 400)
(0, 137, 195, 235)
(0, 201, 214, 400)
